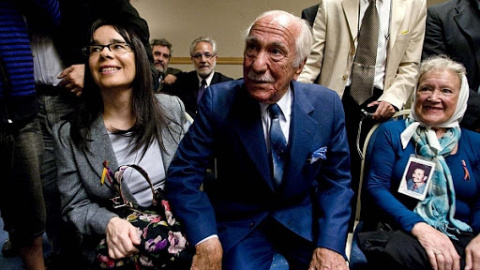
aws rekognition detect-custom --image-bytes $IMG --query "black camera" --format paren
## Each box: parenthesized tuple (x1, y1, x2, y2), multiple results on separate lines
(360, 105, 378, 118)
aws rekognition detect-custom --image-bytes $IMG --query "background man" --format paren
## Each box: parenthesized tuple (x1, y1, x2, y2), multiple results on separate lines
(163, 37, 233, 117)
(151, 38, 182, 91)
(301, 4, 320, 27)
(166, 10, 352, 270)
(422, 0, 480, 131)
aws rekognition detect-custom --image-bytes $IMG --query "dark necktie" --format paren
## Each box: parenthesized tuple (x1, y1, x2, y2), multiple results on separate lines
(349, 0, 379, 105)
(157, 72, 165, 91)
(268, 104, 287, 188)
(197, 79, 207, 102)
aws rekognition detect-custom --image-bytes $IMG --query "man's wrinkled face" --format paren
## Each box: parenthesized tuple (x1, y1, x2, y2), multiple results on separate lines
(243, 15, 304, 104)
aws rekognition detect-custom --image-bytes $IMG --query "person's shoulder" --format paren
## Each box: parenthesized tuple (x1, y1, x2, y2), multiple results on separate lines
(461, 127, 480, 143)
(460, 128, 480, 160)
(428, 0, 457, 12)
(166, 67, 182, 76)
(53, 120, 71, 135)
(175, 71, 196, 80)
(154, 93, 186, 120)
(155, 93, 182, 108)
(213, 72, 234, 82)
(294, 80, 338, 98)
(52, 120, 73, 146)
(376, 119, 406, 137)
(209, 79, 244, 93)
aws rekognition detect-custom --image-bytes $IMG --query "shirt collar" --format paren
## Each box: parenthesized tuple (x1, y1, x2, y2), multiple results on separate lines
(197, 71, 215, 87)
(259, 86, 292, 118)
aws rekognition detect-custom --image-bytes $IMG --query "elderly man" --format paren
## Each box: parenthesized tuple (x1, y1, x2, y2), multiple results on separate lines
(163, 37, 233, 117)
(166, 10, 353, 270)
(151, 38, 182, 91)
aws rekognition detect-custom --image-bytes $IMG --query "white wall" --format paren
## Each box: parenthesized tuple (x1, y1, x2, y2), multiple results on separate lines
(131, 0, 319, 79)
(131, 0, 446, 79)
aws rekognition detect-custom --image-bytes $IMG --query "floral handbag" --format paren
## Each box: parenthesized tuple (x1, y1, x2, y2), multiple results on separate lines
(96, 163, 193, 270)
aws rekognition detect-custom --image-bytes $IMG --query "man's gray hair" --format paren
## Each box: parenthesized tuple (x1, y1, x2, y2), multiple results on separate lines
(190, 37, 217, 56)
(245, 10, 313, 68)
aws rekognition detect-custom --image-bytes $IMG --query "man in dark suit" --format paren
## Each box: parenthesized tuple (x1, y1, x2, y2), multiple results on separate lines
(301, 4, 320, 27)
(422, 0, 480, 131)
(166, 10, 353, 270)
(163, 37, 233, 117)
(151, 38, 182, 92)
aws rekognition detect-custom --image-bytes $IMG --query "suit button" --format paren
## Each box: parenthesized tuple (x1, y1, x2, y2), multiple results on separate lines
(342, 75, 348, 80)
(249, 222, 255, 227)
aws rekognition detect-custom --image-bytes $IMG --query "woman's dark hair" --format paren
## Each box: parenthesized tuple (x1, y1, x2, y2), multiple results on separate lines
(71, 19, 168, 155)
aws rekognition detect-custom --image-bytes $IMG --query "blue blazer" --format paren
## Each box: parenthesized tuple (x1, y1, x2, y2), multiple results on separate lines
(166, 79, 353, 256)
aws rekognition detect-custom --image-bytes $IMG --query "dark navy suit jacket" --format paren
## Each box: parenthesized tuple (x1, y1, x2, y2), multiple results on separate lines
(163, 70, 233, 117)
(166, 79, 353, 256)
(422, 0, 480, 130)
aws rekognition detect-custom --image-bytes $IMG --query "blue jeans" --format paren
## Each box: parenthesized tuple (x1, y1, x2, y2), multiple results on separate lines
(0, 117, 46, 245)
(37, 93, 81, 254)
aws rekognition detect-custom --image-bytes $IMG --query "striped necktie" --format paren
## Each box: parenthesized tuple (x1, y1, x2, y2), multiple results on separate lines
(268, 103, 287, 188)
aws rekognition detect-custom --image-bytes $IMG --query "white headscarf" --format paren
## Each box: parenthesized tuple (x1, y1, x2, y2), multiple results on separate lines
(400, 73, 470, 151)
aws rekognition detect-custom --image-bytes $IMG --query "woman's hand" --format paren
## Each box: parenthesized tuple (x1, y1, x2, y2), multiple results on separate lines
(412, 222, 460, 270)
(105, 217, 141, 259)
(465, 234, 480, 270)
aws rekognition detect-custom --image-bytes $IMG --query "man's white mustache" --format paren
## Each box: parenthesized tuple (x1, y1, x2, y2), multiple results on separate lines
(247, 71, 274, 83)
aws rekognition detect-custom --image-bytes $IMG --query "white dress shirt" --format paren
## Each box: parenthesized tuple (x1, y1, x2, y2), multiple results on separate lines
(260, 87, 292, 152)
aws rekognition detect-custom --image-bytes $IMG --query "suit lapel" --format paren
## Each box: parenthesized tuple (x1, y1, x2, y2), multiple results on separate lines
(389, 0, 406, 51)
(232, 88, 272, 189)
(85, 116, 118, 182)
(160, 120, 180, 170)
(211, 72, 220, 84)
(455, 0, 480, 76)
(342, 0, 359, 42)
(283, 82, 317, 190)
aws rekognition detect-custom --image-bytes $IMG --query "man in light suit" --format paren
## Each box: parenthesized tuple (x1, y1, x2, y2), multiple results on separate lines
(422, 0, 480, 131)
(166, 10, 353, 270)
(298, 0, 426, 222)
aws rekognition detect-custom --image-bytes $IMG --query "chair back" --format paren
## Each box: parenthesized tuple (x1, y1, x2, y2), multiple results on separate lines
(353, 109, 411, 225)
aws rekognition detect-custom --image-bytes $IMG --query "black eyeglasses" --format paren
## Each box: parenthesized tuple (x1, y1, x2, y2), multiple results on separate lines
(82, 42, 133, 56)
(192, 52, 216, 60)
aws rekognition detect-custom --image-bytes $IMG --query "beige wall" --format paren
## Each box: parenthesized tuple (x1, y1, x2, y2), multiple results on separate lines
(131, 0, 447, 79)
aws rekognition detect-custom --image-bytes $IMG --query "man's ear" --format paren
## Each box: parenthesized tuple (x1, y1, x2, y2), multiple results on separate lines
(293, 58, 307, 80)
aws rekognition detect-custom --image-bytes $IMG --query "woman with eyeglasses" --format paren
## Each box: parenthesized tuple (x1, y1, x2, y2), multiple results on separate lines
(358, 56, 480, 270)
(53, 19, 190, 268)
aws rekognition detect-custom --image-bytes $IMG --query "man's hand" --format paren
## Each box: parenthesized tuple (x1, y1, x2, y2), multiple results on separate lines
(163, 74, 177, 85)
(105, 217, 140, 259)
(412, 222, 460, 270)
(368, 100, 396, 121)
(57, 64, 85, 97)
(465, 234, 480, 270)
(308, 247, 348, 270)
(191, 237, 223, 270)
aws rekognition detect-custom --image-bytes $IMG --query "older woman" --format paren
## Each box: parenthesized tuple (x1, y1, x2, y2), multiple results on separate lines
(361, 56, 480, 270)
(53, 19, 188, 267)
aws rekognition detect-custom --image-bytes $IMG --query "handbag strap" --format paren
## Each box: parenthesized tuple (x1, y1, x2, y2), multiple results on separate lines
(112, 164, 159, 208)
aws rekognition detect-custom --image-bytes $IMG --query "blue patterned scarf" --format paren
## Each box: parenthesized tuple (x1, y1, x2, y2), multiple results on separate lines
(406, 118, 472, 239)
